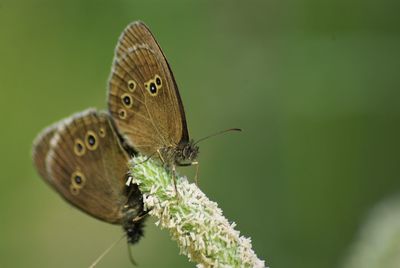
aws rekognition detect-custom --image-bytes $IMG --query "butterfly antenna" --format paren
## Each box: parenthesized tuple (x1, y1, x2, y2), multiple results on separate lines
(89, 234, 126, 268)
(127, 243, 138, 266)
(194, 128, 242, 145)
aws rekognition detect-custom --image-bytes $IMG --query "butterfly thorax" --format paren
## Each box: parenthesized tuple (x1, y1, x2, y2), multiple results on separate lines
(159, 139, 199, 166)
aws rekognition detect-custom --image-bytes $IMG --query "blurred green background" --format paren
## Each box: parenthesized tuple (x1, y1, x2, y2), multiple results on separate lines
(1, 0, 400, 267)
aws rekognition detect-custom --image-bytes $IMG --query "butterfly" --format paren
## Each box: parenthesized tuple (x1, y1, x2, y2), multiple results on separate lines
(108, 21, 200, 177)
(32, 109, 146, 245)
(32, 21, 239, 263)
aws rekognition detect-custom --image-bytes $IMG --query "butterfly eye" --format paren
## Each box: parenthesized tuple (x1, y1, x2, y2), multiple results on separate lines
(74, 139, 86, 156)
(71, 171, 86, 188)
(121, 93, 133, 108)
(99, 127, 106, 138)
(127, 80, 136, 92)
(85, 130, 98, 150)
(118, 109, 127, 119)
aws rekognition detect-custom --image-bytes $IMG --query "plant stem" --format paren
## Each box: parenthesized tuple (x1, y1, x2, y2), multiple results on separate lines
(130, 156, 267, 268)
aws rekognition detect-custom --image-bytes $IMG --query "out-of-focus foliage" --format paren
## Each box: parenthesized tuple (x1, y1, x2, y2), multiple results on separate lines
(343, 195, 400, 268)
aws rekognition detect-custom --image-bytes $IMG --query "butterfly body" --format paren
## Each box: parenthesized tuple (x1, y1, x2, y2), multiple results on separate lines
(121, 189, 146, 243)
(158, 140, 199, 167)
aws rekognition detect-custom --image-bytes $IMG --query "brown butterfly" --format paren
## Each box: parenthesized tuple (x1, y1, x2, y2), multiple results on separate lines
(108, 21, 201, 176)
(32, 21, 239, 264)
(32, 109, 146, 245)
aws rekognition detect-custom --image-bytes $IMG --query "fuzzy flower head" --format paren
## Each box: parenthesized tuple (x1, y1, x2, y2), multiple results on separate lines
(129, 156, 266, 268)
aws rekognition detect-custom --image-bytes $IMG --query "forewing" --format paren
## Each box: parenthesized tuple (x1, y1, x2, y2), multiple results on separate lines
(108, 21, 189, 156)
(46, 109, 130, 224)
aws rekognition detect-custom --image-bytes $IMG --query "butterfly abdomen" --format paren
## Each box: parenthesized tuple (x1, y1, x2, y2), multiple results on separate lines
(123, 217, 146, 244)
(122, 183, 147, 244)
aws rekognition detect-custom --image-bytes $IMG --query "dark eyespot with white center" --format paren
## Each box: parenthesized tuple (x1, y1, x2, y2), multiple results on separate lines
(155, 76, 161, 86)
(74, 175, 82, 184)
(85, 130, 98, 150)
(124, 96, 131, 105)
(121, 93, 133, 108)
(149, 82, 157, 95)
(71, 171, 86, 189)
(89, 136, 95, 145)
(74, 139, 86, 156)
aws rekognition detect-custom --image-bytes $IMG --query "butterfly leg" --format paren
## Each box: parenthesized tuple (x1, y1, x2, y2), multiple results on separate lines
(156, 149, 179, 197)
(177, 161, 200, 185)
(135, 151, 157, 165)
(171, 164, 180, 198)
(193, 161, 199, 186)
(131, 209, 151, 223)
(156, 149, 166, 164)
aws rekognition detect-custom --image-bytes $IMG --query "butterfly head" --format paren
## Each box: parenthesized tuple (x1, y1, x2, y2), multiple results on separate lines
(175, 139, 199, 165)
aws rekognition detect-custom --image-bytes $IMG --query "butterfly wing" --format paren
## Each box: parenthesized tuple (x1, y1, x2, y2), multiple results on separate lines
(32, 122, 59, 189)
(45, 109, 130, 224)
(108, 21, 189, 156)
